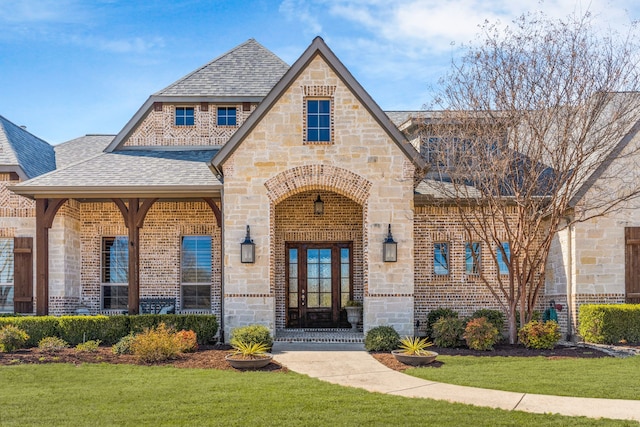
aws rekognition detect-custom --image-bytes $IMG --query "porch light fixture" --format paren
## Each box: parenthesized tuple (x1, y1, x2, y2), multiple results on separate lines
(314, 195, 324, 215)
(383, 224, 397, 262)
(240, 225, 255, 263)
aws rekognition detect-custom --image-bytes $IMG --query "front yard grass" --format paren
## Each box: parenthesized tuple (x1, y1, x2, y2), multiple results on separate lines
(406, 355, 640, 400)
(0, 364, 634, 426)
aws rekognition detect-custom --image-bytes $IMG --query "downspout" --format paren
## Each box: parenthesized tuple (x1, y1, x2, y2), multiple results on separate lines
(219, 188, 225, 343)
(565, 217, 574, 341)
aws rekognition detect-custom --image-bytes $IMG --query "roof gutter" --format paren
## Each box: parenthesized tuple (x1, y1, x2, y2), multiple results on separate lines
(8, 185, 223, 200)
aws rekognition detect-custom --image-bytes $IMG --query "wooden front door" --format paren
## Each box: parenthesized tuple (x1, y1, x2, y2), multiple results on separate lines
(286, 242, 352, 328)
(625, 227, 640, 303)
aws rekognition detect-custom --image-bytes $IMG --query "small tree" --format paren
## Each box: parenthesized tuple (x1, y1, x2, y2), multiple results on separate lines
(424, 12, 640, 343)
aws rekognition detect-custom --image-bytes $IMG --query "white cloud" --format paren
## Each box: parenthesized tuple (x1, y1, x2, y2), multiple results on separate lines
(0, 0, 88, 24)
(70, 35, 165, 54)
(279, 0, 323, 35)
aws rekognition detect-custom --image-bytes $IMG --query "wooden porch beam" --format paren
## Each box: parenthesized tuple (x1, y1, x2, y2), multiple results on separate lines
(35, 198, 67, 315)
(112, 198, 157, 315)
(202, 197, 222, 227)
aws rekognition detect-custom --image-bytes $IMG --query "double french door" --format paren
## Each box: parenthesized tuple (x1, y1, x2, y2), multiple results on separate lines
(286, 242, 352, 328)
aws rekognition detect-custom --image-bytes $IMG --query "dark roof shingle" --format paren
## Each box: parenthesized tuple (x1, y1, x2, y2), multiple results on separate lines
(0, 115, 55, 178)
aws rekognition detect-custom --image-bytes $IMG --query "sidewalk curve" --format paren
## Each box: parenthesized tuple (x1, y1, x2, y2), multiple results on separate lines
(272, 342, 640, 422)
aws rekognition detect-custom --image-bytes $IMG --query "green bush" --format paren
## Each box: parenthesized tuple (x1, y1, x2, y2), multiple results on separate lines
(38, 336, 69, 353)
(130, 323, 182, 363)
(58, 316, 128, 345)
(112, 334, 136, 355)
(426, 308, 459, 338)
(0, 317, 59, 347)
(469, 309, 505, 333)
(0, 325, 29, 352)
(518, 320, 561, 349)
(578, 304, 640, 344)
(230, 324, 273, 350)
(432, 316, 465, 348)
(364, 326, 400, 351)
(463, 317, 500, 350)
(75, 340, 101, 353)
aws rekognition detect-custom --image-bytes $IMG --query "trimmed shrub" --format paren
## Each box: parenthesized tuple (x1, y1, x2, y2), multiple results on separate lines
(426, 308, 459, 338)
(58, 316, 128, 345)
(0, 325, 29, 352)
(0, 317, 59, 347)
(464, 317, 500, 350)
(469, 309, 505, 333)
(175, 330, 198, 353)
(578, 304, 640, 344)
(112, 334, 136, 355)
(518, 321, 561, 349)
(364, 326, 400, 352)
(230, 324, 273, 350)
(76, 340, 101, 353)
(38, 336, 69, 353)
(432, 316, 464, 348)
(130, 323, 182, 363)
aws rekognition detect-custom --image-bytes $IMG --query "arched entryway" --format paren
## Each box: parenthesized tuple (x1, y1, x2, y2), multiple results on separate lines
(273, 190, 363, 329)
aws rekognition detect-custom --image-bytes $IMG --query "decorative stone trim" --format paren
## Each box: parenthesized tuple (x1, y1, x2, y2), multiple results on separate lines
(366, 294, 413, 298)
(264, 164, 371, 205)
(224, 293, 273, 298)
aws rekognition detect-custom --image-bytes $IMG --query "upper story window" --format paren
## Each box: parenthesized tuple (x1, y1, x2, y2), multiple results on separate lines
(306, 99, 331, 142)
(217, 107, 237, 126)
(465, 242, 481, 275)
(175, 107, 195, 126)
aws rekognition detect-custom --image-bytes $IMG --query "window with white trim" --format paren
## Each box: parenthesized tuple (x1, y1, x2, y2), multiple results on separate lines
(181, 236, 212, 310)
(101, 237, 128, 310)
(0, 238, 14, 313)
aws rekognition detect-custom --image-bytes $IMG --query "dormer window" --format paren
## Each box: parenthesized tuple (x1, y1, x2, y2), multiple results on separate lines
(175, 107, 194, 126)
(217, 107, 237, 126)
(306, 99, 331, 142)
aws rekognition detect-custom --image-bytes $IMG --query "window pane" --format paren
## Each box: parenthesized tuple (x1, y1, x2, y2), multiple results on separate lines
(182, 284, 211, 309)
(319, 129, 330, 141)
(465, 242, 480, 274)
(307, 115, 318, 128)
(307, 100, 318, 113)
(319, 100, 330, 113)
(0, 285, 13, 313)
(181, 236, 212, 283)
(498, 242, 510, 275)
(307, 129, 319, 141)
(102, 237, 128, 283)
(434, 243, 449, 275)
(289, 292, 298, 308)
(0, 238, 14, 284)
(319, 115, 330, 127)
(340, 248, 349, 263)
(102, 285, 128, 310)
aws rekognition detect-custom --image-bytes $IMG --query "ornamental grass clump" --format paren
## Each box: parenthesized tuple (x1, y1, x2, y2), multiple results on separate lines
(397, 336, 434, 355)
(130, 323, 183, 363)
(463, 317, 500, 350)
(229, 341, 270, 360)
(0, 325, 29, 352)
(38, 336, 69, 353)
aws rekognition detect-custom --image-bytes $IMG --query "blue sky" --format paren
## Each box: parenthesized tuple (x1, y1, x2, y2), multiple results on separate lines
(1, 0, 639, 144)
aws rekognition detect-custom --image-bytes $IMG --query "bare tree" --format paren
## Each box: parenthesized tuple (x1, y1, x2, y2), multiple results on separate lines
(423, 12, 640, 343)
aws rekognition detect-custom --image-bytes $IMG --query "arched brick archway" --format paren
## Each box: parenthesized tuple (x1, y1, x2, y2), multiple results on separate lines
(265, 165, 372, 329)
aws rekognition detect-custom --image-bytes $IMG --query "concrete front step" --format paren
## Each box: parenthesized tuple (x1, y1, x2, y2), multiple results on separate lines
(275, 328, 364, 343)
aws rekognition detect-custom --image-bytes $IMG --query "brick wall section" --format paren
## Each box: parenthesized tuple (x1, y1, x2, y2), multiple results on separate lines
(274, 191, 363, 329)
(124, 103, 255, 147)
(222, 55, 416, 337)
(414, 205, 546, 331)
(79, 201, 221, 316)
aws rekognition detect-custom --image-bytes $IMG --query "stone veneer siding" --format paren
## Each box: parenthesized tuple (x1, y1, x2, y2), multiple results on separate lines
(274, 190, 363, 329)
(79, 201, 221, 317)
(125, 103, 256, 147)
(221, 55, 416, 338)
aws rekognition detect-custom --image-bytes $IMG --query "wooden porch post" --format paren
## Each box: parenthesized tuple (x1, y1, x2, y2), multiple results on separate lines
(35, 198, 67, 315)
(113, 198, 157, 315)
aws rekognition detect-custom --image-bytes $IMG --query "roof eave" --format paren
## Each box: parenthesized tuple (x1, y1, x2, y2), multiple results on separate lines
(8, 185, 223, 200)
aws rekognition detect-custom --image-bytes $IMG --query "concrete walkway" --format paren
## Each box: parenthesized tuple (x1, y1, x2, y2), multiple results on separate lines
(272, 343, 640, 423)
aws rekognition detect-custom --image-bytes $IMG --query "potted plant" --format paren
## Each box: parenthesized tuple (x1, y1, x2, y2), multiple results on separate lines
(391, 336, 438, 366)
(225, 340, 273, 369)
(344, 300, 363, 331)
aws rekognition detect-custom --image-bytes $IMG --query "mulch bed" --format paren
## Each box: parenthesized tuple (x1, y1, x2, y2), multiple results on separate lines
(372, 344, 615, 371)
(0, 344, 286, 372)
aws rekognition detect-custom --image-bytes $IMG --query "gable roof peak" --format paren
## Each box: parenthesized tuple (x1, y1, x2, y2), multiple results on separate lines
(0, 114, 55, 179)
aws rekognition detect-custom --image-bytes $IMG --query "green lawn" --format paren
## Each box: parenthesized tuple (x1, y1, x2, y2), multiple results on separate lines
(0, 364, 634, 426)
(406, 355, 640, 400)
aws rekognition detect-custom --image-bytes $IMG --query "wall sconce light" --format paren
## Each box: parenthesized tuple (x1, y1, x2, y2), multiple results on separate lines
(383, 224, 397, 262)
(314, 195, 324, 215)
(240, 225, 255, 263)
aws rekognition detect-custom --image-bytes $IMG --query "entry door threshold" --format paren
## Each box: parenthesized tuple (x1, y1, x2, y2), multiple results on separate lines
(276, 328, 364, 343)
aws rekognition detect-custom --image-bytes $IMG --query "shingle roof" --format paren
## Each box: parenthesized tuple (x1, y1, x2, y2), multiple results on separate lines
(0, 115, 55, 179)
(384, 111, 424, 127)
(154, 39, 290, 97)
(11, 150, 222, 198)
(54, 134, 115, 169)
